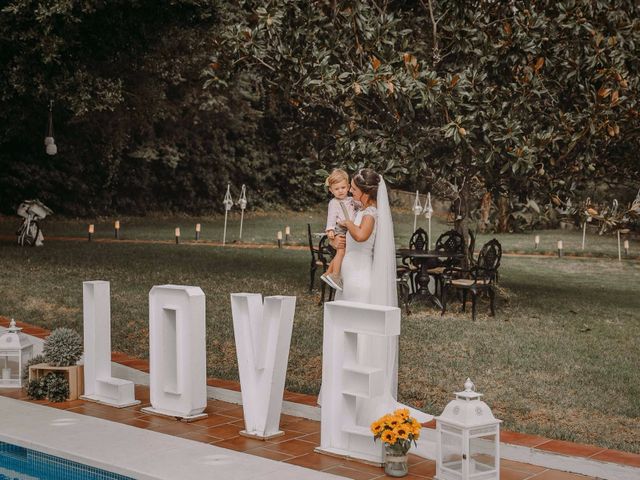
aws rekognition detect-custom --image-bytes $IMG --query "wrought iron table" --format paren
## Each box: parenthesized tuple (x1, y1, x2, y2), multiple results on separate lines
(396, 249, 464, 309)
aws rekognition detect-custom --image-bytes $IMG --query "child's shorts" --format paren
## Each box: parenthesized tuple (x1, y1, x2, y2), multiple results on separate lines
(332, 225, 348, 236)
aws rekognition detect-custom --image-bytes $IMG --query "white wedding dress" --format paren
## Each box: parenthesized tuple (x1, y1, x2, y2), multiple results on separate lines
(336, 206, 378, 303)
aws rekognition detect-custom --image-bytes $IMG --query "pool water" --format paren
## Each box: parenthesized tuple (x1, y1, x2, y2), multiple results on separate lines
(0, 441, 134, 480)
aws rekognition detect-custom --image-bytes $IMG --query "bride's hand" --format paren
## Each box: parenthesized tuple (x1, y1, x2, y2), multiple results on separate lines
(331, 235, 346, 250)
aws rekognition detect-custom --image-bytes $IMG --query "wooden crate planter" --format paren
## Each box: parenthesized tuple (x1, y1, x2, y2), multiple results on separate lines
(28, 363, 84, 401)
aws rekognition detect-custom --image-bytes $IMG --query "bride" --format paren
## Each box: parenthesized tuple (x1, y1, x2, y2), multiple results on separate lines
(332, 168, 429, 423)
(335, 168, 397, 308)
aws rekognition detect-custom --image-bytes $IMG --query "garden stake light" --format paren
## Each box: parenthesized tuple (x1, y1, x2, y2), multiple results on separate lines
(88, 224, 94, 242)
(412, 190, 422, 233)
(285, 225, 290, 243)
(617, 230, 621, 262)
(223, 183, 233, 246)
(277, 231, 282, 249)
(195, 223, 201, 241)
(238, 184, 247, 240)
(624, 239, 629, 257)
(534, 235, 540, 250)
(175, 227, 180, 244)
(114, 220, 120, 239)
(582, 197, 591, 250)
(557, 240, 563, 258)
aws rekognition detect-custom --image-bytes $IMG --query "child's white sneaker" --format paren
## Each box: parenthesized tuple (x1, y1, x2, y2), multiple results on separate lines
(328, 274, 343, 292)
(320, 273, 335, 289)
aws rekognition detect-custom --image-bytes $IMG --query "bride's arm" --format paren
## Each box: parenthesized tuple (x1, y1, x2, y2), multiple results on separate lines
(339, 215, 375, 242)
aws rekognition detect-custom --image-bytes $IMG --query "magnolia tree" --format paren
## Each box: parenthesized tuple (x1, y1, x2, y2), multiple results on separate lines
(207, 0, 640, 233)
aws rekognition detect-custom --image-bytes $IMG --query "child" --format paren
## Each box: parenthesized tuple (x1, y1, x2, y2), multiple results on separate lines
(321, 169, 357, 291)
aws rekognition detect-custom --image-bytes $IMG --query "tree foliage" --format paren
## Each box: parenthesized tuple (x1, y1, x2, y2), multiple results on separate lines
(0, 0, 324, 215)
(209, 0, 640, 230)
(1, 0, 638, 223)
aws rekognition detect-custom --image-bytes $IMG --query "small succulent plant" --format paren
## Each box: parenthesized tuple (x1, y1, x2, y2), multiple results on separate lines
(43, 328, 83, 367)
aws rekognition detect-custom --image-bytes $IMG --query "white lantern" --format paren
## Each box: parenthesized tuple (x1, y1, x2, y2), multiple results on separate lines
(435, 379, 501, 480)
(0, 319, 34, 388)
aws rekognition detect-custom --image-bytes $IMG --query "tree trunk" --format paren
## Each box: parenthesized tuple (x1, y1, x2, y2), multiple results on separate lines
(479, 191, 492, 233)
(497, 195, 510, 233)
(453, 179, 472, 269)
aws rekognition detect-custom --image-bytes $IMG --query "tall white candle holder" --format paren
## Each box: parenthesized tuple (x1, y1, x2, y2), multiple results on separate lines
(223, 183, 234, 245)
(412, 191, 423, 233)
(238, 184, 247, 240)
(424, 193, 434, 250)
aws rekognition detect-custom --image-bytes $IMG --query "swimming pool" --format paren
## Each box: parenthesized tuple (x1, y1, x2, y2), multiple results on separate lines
(0, 441, 134, 480)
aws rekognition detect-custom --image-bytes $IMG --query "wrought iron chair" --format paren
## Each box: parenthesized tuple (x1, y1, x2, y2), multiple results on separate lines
(427, 229, 465, 295)
(307, 224, 336, 304)
(397, 227, 429, 295)
(441, 239, 502, 321)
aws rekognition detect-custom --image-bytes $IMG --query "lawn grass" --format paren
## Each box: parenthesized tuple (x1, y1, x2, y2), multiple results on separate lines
(0, 236, 638, 453)
(1, 206, 637, 258)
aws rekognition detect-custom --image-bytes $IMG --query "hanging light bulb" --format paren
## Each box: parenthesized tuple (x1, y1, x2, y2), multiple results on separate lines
(46, 143, 57, 155)
(44, 100, 57, 155)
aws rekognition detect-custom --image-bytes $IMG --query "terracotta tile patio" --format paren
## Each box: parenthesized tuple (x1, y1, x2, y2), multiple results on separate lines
(0, 385, 602, 480)
(3, 317, 638, 479)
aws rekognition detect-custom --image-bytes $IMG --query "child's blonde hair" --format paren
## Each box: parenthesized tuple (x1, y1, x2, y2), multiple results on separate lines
(325, 168, 349, 189)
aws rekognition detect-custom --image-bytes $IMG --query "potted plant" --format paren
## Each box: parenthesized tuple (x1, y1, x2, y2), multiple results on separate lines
(371, 408, 422, 477)
(27, 327, 83, 402)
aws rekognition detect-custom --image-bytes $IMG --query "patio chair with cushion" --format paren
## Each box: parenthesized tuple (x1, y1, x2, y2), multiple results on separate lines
(307, 224, 336, 304)
(441, 238, 502, 321)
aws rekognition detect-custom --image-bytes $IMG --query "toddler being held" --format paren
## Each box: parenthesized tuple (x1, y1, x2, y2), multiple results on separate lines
(321, 169, 357, 292)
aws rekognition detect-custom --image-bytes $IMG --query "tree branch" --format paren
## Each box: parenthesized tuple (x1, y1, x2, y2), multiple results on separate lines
(420, 0, 440, 63)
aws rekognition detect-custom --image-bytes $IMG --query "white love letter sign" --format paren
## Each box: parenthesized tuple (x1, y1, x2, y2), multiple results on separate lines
(317, 300, 432, 464)
(143, 285, 207, 420)
(81, 281, 139, 408)
(231, 293, 296, 439)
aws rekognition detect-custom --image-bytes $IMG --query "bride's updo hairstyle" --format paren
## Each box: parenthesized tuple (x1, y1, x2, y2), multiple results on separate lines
(353, 168, 381, 200)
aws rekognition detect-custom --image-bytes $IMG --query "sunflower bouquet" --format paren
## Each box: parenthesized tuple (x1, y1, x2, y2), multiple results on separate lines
(370, 408, 422, 455)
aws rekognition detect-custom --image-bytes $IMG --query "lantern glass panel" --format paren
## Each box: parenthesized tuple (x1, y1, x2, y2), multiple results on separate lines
(1, 353, 19, 381)
(470, 434, 497, 474)
(441, 430, 463, 476)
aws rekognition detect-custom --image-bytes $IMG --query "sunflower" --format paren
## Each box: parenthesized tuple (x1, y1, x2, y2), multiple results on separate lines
(381, 430, 398, 445)
(394, 408, 410, 419)
(388, 416, 401, 428)
(370, 421, 384, 436)
(393, 425, 410, 440)
(410, 420, 422, 438)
